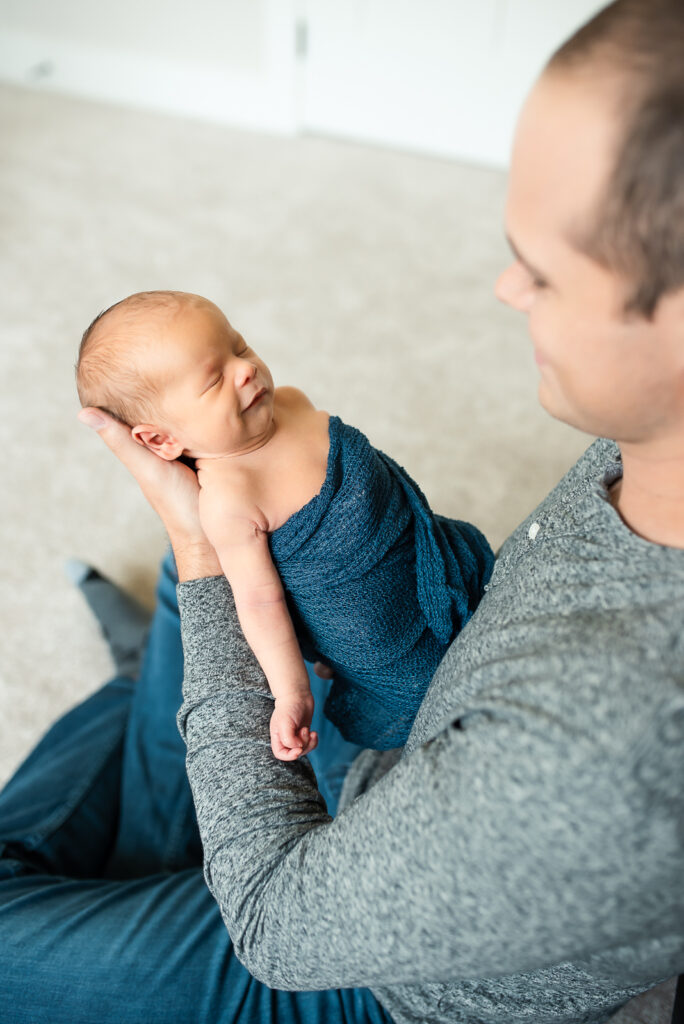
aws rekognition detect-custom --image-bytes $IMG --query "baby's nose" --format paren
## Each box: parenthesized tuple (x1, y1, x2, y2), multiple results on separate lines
(235, 359, 256, 387)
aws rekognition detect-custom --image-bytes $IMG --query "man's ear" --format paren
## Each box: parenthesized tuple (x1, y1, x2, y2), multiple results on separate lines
(131, 424, 184, 461)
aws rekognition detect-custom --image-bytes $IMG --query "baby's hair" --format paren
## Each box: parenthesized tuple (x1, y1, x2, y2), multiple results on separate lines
(76, 290, 199, 427)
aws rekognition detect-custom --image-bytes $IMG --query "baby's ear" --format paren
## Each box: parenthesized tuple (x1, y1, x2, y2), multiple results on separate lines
(131, 424, 184, 461)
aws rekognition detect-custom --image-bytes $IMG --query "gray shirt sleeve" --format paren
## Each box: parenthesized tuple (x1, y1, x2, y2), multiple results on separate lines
(176, 574, 682, 993)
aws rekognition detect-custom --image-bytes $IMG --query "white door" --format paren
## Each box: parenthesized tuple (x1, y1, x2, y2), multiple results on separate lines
(299, 0, 607, 167)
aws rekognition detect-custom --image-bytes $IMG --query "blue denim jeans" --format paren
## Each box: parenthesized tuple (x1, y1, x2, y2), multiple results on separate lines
(0, 551, 394, 1024)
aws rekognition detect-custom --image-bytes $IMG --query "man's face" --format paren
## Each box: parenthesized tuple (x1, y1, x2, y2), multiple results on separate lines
(496, 70, 684, 445)
(145, 301, 275, 458)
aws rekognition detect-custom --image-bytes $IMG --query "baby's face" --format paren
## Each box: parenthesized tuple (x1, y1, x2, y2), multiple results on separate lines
(141, 300, 275, 458)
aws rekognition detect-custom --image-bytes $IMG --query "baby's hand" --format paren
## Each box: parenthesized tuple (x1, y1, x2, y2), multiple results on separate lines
(270, 693, 318, 761)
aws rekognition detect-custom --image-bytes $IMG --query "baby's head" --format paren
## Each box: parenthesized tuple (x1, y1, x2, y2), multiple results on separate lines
(77, 290, 274, 459)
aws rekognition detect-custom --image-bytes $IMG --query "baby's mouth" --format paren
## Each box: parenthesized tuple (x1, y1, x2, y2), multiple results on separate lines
(244, 387, 266, 412)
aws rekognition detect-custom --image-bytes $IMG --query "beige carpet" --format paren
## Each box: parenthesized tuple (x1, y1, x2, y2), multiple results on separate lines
(0, 81, 675, 1021)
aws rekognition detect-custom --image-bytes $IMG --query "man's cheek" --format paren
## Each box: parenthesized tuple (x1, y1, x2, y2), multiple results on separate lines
(527, 311, 554, 359)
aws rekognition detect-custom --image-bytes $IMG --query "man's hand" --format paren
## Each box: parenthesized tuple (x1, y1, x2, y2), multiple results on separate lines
(78, 408, 222, 581)
(270, 693, 318, 761)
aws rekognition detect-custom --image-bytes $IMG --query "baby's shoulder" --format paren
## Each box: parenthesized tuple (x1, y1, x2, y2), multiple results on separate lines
(274, 385, 316, 411)
(274, 386, 329, 443)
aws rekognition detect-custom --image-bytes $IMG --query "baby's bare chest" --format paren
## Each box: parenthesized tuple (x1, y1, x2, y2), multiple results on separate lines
(198, 411, 330, 533)
(259, 414, 330, 531)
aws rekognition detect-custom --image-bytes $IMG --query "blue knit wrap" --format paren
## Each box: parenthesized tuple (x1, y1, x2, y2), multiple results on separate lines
(269, 416, 494, 748)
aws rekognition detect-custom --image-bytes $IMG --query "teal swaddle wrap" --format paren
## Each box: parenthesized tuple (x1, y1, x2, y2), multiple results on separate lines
(269, 416, 494, 748)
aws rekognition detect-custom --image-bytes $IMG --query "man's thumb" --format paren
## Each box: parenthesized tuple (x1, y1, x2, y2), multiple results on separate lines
(78, 408, 108, 431)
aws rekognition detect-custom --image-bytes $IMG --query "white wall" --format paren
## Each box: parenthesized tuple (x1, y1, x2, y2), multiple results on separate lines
(0, 0, 264, 70)
(0, 0, 297, 133)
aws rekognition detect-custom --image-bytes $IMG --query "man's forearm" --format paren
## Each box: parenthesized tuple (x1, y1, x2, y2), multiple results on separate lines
(168, 533, 222, 582)
(177, 574, 671, 996)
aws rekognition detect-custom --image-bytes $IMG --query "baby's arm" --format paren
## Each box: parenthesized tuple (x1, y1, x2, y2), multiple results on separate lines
(198, 481, 317, 761)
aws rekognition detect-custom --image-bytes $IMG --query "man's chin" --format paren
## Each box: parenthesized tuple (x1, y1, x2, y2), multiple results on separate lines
(537, 383, 595, 438)
(537, 379, 562, 422)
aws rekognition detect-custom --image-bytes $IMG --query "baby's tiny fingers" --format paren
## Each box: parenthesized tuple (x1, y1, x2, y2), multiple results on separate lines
(301, 731, 318, 756)
(281, 721, 300, 747)
(279, 745, 304, 761)
(272, 735, 299, 761)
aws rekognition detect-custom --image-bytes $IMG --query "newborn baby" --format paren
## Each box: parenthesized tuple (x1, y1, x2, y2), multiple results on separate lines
(77, 291, 494, 759)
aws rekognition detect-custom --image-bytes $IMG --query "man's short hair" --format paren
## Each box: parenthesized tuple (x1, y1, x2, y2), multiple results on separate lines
(547, 0, 684, 318)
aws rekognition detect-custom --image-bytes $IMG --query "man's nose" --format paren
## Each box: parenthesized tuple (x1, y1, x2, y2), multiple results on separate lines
(494, 261, 534, 313)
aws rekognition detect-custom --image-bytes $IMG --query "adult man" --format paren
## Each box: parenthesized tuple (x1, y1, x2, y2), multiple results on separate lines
(1, 1, 682, 1022)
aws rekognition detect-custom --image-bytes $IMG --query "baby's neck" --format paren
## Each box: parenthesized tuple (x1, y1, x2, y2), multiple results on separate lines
(192, 419, 278, 467)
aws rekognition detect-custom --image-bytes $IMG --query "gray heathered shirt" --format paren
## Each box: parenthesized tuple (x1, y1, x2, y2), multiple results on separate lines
(177, 438, 684, 1024)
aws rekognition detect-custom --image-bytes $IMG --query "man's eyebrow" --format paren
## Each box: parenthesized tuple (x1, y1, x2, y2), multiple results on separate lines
(506, 234, 548, 282)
